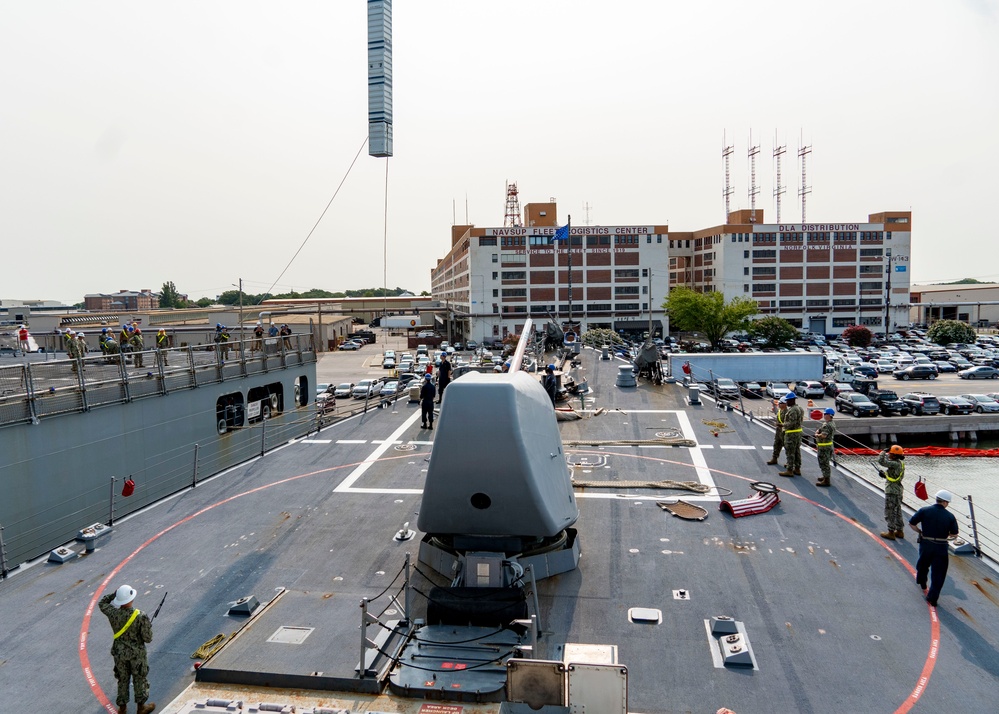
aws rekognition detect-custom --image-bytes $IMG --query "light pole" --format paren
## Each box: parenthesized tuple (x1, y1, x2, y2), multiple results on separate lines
(884, 249, 892, 337)
(232, 279, 244, 347)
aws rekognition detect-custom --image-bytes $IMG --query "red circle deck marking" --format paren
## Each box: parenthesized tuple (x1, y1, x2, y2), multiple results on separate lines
(568, 449, 938, 714)
(80, 453, 422, 712)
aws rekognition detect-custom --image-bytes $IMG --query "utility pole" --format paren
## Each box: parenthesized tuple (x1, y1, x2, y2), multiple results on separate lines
(648, 270, 653, 338)
(238, 278, 244, 347)
(566, 215, 573, 328)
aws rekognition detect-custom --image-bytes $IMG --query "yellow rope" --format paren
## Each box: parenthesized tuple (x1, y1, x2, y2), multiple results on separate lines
(191, 633, 232, 660)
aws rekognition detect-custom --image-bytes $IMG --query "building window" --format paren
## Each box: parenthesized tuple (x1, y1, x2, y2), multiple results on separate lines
(588, 303, 612, 312)
(859, 298, 882, 306)
(752, 283, 776, 292)
(492, 254, 498, 263)
(492, 289, 499, 297)
(615, 269, 640, 278)
(641, 268, 648, 277)
(657, 235, 662, 243)
(860, 316, 883, 326)
(479, 237, 497, 246)
(752, 266, 776, 276)
(779, 300, 803, 308)
(492, 272, 498, 279)
(859, 281, 882, 290)
(615, 286, 640, 295)
(744, 250, 750, 259)
(859, 248, 883, 258)
(832, 299, 856, 306)
(806, 299, 829, 307)
(501, 289, 527, 297)
(744, 267, 750, 275)
(501, 252, 526, 264)
(832, 317, 855, 327)
(752, 249, 776, 259)
(858, 265, 881, 274)
(642, 285, 648, 294)
(731, 235, 737, 243)
(617, 303, 639, 310)
(744, 284, 749, 292)
(501, 271, 526, 280)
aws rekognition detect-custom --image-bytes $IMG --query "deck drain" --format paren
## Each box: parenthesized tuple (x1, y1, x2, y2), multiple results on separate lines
(566, 453, 607, 468)
(395, 444, 417, 451)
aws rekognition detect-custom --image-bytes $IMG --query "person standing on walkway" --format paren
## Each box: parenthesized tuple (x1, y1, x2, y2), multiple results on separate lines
(909, 490, 959, 607)
(17, 324, 29, 353)
(99, 584, 155, 714)
(766, 398, 788, 467)
(543, 364, 558, 406)
(420, 373, 436, 430)
(436, 353, 452, 404)
(252, 322, 264, 354)
(877, 444, 906, 540)
(814, 408, 837, 487)
(156, 329, 169, 366)
(130, 326, 145, 368)
(778, 393, 804, 477)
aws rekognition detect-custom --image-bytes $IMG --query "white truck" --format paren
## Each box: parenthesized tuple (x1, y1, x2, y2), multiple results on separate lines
(380, 315, 422, 330)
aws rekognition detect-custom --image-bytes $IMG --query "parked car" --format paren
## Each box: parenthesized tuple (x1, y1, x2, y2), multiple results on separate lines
(316, 383, 330, 396)
(338, 341, 360, 351)
(958, 394, 999, 413)
(866, 389, 910, 416)
(900, 393, 940, 416)
(740, 381, 764, 398)
(875, 359, 896, 374)
(893, 365, 937, 381)
(824, 382, 854, 398)
(712, 378, 740, 400)
(853, 365, 879, 380)
(937, 396, 974, 415)
(794, 380, 826, 399)
(958, 366, 999, 380)
(333, 382, 354, 399)
(765, 381, 790, 399)
(379, 380, 403, 396)
(466, 340, 479, 351)
(382, 357, 397, 370)
(352, 379, 377, 399)
(932, 361, 957, 373)
(835, 392, 881, 417)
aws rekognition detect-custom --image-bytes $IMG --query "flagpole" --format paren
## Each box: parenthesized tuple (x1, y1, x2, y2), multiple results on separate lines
(566, 215, 572, 328)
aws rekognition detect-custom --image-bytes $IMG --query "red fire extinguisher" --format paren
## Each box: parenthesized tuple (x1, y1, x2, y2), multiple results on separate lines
(121, 476, 135, 498)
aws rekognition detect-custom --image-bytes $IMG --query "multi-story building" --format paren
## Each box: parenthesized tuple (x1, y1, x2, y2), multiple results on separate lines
(909, 283, 999, 328)
(84, 289, 159, 312)
(431, 202, 670, 343)
(668, 209, 912, 336)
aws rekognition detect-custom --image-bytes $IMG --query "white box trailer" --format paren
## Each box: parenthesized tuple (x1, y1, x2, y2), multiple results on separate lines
(668, 352, 825, 383)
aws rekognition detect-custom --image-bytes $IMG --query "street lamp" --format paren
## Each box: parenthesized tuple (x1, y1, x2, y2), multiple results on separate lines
(232, 279, 244, 346)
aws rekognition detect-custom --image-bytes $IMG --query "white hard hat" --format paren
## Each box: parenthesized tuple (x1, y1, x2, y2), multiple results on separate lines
(111, 584, 136, 607)
(934, 490, 953, 503)
(77, 332, 85, 337)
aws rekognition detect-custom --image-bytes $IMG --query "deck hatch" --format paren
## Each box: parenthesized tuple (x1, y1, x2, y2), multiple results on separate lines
(266, 626, 315, 644)
(628, 607, 662, 624)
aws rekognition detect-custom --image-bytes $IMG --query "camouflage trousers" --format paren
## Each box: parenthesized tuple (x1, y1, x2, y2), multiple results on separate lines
(113, 654, 149, 706)
(771, 431, 784, 461)
(884, 491, 904, 532)
(817, 446, 833, 481)
(784, 432, 802, 471)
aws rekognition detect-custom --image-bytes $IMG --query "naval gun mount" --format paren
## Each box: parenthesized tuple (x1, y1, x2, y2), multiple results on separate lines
(389, 371, 581, 701)
(416, 370, 580, 588)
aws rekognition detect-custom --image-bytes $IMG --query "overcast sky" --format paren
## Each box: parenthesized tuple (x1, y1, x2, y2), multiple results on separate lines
(2, 1, 997, 305)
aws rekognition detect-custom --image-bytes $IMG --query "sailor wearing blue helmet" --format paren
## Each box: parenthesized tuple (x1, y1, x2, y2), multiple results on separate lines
(815, 407, 837, 487)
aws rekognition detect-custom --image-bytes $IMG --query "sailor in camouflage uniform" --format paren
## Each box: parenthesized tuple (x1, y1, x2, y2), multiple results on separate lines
(778, 393, 804, 477)
(766, 398, 788, 467)
(814, 408, 837, 487)
(99, 584, 155, 714)
(877, 445, 907, 540)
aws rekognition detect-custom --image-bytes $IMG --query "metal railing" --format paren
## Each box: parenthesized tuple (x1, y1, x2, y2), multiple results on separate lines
(0, 334, 316, 428)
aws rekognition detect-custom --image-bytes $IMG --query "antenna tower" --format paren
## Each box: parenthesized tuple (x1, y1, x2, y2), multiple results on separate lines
(583, 201, 593, 226)
(798, 136, 812, 222)
(773, 133, 787, 224)
(504, 181, 522, 227)
(722, 135, 735, 221)
(748, 133, 760, 224)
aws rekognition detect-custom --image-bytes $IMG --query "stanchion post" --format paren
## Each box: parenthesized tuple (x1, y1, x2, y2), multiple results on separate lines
(967, 494, 982, 558)
(403, 553, 411, 626)
(359, 598, 369, 679)
(260, 414, 267, 456)
(192, 443, 200, 488)
(108, 476, 116, 526)
(0, 523, 7, 579)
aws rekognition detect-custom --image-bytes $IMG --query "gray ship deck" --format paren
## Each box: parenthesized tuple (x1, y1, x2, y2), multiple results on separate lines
(1, 346, 998, 714)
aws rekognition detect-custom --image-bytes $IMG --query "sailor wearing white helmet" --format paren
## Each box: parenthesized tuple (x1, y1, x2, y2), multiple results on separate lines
(99, 584, 155, 714)
(909, 489, 960, 607)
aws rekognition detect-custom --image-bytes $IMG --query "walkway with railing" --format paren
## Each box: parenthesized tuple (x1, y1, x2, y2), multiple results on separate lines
(0, 334, 316, 427)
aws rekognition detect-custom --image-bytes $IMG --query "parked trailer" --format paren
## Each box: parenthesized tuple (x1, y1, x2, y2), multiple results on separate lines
(668, 352, 825, 383)
(380, 315, 422, 329)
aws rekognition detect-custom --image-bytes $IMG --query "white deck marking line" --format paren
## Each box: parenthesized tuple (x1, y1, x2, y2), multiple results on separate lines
(574, 492, 717, 502)
(336, 410, 424, 492)
(336, 439, 368, 444)
(674, 410, 718, 494)
(719, 445, 757, 450)
(372, 440, 403, 445)
(300, 439, 332, 444)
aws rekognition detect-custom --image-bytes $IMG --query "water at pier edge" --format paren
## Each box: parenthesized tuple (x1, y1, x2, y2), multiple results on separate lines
(837, 436, 999, 561)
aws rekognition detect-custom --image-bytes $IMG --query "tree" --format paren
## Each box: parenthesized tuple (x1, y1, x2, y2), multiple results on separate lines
(159, 281, 185, 308)
(841, 324, 873, 348)
(927, 319, 976, 346)
(748, 316, 798, 349)
(663, 287, 758, 351)
(195, 297, 213, 308)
